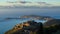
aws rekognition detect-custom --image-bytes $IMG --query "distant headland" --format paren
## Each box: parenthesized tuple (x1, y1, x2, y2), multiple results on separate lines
(6, 15, 54, 20)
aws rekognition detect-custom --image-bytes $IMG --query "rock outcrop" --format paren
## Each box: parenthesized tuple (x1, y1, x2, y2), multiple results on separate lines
(5, 19, 60, 34)
(5, 20, 43, 34)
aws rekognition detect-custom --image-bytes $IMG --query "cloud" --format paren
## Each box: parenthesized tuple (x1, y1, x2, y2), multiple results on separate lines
(0, 1, 60, 8)
(7, 1, 52, 7)
(37, 2, 51, 5)
(7, 1, 31, 4)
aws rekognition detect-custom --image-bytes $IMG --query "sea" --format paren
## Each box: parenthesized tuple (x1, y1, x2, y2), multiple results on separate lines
(0, 7, 60, 34)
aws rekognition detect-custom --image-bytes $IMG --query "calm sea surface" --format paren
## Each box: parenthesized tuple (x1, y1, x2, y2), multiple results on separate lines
(0, 19, 46, 34)
(0, 8, 60, 34)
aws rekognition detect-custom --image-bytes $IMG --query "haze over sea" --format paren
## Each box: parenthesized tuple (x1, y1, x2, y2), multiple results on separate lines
(0, 8, 60, 19)
(0, 7, 60, 34)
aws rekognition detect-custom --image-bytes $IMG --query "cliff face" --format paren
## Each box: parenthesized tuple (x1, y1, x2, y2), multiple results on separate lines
(5, 19, 60, 34)
(44, 19, 60, 26)
(5, 20, 43, 34)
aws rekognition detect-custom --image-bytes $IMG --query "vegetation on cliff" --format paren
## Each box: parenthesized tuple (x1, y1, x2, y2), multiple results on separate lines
(5, 20, 43, 34)
(5, 19, 60, 34)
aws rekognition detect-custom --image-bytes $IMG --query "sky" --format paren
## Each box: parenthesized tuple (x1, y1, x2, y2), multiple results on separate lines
(0, 0, 60, 18)
(0, 0, 60, 2)
(0, 0, 60, 6)
(0, 0, 60, 3)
